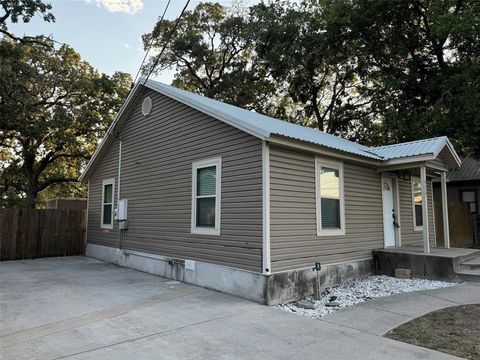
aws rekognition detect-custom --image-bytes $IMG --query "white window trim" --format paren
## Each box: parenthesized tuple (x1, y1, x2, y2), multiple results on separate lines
(191, 157, 221, 236)
(101, 178, 115, 229)
(315, 157, 345, 236)
(411, 176, 423, 232)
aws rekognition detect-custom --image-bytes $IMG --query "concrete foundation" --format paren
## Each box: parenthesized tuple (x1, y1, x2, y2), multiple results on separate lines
(266, 259, 373, 304)
(86, 244, 373, 305)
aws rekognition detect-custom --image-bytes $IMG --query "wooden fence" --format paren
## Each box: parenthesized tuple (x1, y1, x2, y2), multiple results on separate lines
(0, 208, 86, 261)
(434, 202, 474, 248)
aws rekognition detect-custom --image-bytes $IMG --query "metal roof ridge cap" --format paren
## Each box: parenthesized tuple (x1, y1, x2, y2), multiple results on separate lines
(372, 136, 443, 150)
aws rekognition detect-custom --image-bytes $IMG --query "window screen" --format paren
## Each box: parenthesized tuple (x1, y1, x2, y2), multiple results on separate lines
(196, 166, 216, 227)
(412, 179, 423, 227)
(319, 167, 341, 229)
(102, 181, 114, 227)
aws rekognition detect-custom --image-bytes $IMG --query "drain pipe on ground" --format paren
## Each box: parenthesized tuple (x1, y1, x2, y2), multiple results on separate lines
(313, 262, 321, 300)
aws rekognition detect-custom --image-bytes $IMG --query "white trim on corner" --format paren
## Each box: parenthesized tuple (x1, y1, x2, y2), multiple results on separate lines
(85, 179, 90, 244)
(411, 176, 423, 232)
(431, 180, 436, 246)
(315, 156, 345, 236)
(262, 141, 271, 275)
(191, 157, 222, 236)
(101, 178, 115, 229)
(395, 177, 402, 247)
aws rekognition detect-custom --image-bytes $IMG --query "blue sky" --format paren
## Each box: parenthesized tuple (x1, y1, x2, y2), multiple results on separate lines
(7, 0, 239, 84)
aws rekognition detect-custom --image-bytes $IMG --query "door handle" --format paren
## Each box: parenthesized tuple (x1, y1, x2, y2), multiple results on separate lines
(392, 210, 400, 228)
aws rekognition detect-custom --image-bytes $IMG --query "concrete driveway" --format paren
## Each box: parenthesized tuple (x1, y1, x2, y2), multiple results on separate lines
(0, 257, 468, 360)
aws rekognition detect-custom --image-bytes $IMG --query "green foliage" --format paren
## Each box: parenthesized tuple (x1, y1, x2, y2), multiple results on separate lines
(0, 40, 132, 208)
(142, 2, 277, 113)
(144, 0, 479, 157)
(250, 1, 374, 139)
(320, 0, 480, 155)
(1, 0, 55, 44)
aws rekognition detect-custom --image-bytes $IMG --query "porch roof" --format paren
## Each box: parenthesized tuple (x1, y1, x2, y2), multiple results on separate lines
(371, 137, 461, 168)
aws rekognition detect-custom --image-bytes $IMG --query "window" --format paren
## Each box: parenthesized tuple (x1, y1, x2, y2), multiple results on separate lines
(411, 177, 423, 230)
(101, 179, 115, 229)
(461, 190, 477, 213)
(315, 157, 345, 236)
(191, 157, 221, 235)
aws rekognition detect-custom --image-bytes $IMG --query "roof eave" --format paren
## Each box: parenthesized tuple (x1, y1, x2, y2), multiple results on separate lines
(78, 82, 141, 182)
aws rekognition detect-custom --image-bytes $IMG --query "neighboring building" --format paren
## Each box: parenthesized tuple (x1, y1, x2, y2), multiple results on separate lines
(46, 198, 87, 211)
(433, 157, 480, 246)
(79, 79, 461, 305)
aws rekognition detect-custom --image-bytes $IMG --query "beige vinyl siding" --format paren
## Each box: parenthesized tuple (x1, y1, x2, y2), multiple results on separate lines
(87, 140, 119, 248)
(397, 177, 436, 246)
(269, 145, 383, 272)
(87, 89, 263, 272)
(428, 158, 448, 170)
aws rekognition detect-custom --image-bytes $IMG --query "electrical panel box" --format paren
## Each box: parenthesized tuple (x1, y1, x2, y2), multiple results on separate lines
(116, 199, 128, 221)
(119, 220, 128, 230)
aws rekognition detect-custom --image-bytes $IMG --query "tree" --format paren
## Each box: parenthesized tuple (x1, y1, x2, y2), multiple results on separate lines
(0, 0, 55, 45)
(142, 2, 276, 113)
(0, 40, 132, 208)
(250, 1, 373, 138)
(322, 0, 480, 156)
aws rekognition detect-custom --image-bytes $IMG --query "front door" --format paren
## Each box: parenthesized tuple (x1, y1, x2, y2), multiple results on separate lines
(382, 177, 396, 247)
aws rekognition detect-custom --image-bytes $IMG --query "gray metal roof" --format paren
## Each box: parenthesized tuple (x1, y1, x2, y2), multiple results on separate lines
(79, 79, 462, 181)
(448, 157, 480, 182)
(144, 79, 381, 159)
(370, 137, 450, 159)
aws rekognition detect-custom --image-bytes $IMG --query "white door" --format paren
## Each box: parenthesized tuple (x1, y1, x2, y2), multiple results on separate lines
(382, 178, 396, 247)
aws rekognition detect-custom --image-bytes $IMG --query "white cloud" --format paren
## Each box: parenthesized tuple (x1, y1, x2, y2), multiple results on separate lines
(85, 0, 144, 14)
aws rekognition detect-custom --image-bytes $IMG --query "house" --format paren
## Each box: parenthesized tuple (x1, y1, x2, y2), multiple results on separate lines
(433, 157, 480, 247)
(79, 79, 461, 304)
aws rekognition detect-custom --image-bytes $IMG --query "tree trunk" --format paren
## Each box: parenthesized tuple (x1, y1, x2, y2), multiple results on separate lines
(25, 189, 37, 209)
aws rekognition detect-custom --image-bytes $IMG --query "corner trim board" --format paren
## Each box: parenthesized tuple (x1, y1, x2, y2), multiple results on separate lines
(262, 140, 271, 275)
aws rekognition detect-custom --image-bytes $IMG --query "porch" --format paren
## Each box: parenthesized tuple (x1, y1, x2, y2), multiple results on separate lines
(373, 245, 480, 282)
(376, 138, 463, 254)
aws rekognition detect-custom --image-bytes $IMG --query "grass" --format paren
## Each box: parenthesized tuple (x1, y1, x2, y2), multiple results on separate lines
(386, 304, 480, 360)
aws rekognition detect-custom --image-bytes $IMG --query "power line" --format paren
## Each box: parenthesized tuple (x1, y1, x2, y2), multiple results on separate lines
(142, 0, 191, 85)
(133, 0, 172, 84)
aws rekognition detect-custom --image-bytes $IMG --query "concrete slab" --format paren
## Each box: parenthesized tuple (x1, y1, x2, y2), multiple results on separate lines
(320, 302, 412, 336)
(320, 281, 480, 338)
(419, 283, 480, 304)
(361, 291, 458, 318)
(0, 257, 465, 360)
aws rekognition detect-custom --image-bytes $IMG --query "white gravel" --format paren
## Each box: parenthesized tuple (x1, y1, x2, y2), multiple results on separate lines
(276, 275, 456, 318)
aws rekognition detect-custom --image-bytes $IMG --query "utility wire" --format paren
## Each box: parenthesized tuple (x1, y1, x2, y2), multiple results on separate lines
(142, 0, 191, 85)
(133, 0, 172, 84)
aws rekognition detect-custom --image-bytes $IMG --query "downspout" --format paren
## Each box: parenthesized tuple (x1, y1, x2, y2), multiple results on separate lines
(117, 138, 122, 250)
(85, 179, 90, 250)
(117, 139, 122, 205)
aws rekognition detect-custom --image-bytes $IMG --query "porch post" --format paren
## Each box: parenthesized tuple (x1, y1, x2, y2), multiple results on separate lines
(441, 171, 450, 248)
(420, 166, 430, 253)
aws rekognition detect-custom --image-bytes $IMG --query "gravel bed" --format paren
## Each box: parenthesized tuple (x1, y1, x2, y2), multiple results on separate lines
(276, 275, 457, 318)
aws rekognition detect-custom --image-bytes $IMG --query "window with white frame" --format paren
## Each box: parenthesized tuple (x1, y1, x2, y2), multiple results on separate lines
(101, 179, 115, 229)
(191, 158, 221, 235)
(315, 157, 345, 236)
(411, 177, 423, 230)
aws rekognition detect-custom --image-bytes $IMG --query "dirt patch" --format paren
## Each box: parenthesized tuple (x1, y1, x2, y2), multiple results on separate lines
(386, 304, 480, 360)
